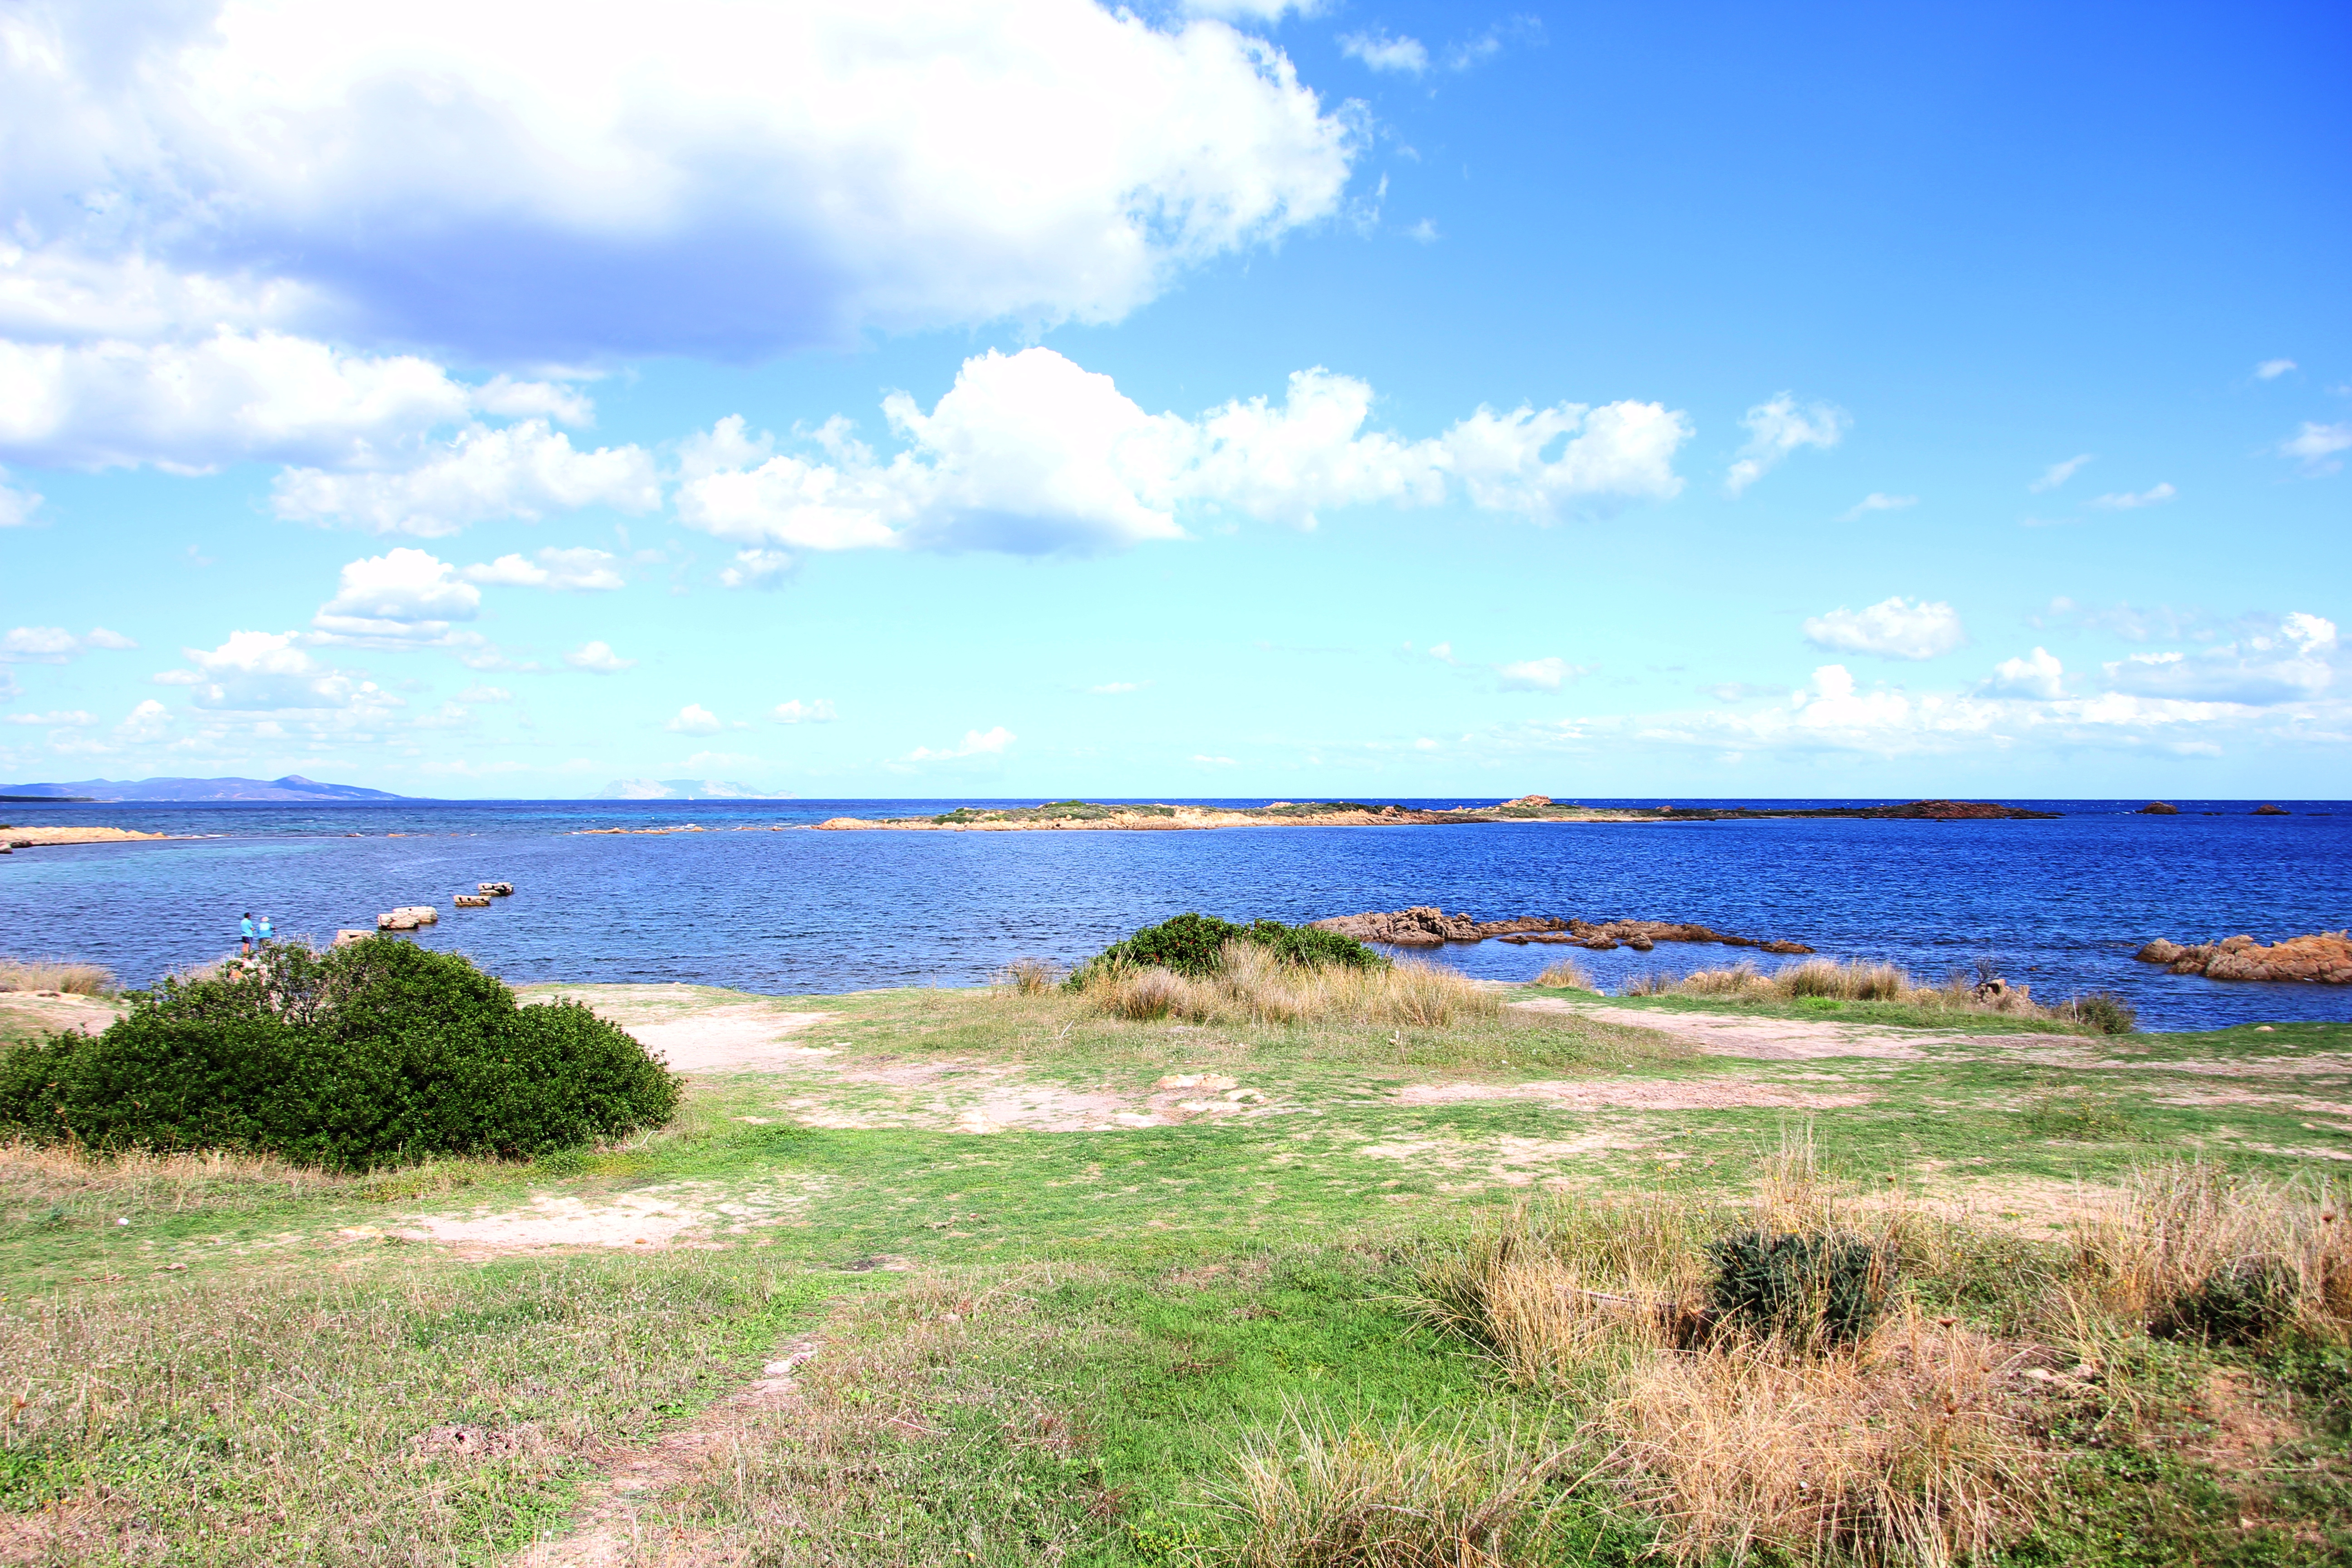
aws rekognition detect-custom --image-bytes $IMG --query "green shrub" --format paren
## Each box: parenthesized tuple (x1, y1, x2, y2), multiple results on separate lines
(0, 940, 677, 1169)
(1707, 1229, 1891, 1348)
(1068, 914, 1385, 984)
(2057, 989, 2138, 1035)
(2154, 1256, 2299, 1346)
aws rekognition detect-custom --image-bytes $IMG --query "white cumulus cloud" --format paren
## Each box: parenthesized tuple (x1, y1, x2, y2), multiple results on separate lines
(462, 547, 627, 591)
(1725, 393, 1847, 495)
(771, 699, 837, 724)
(1984, 647, 2065, 700)
(675, 348, 1688, 557)
(563, 640, 635, 674)
(312, 548, 481, 641)
(1801, 597, 1968, 661)
(2102, 612, 2338, 706)
(0, 627, 83, 663)
(153, 629, 396, 712)
(665, 704, 724, 735)
(0, 1, 1358, 363)
(273, 421, 658, 537)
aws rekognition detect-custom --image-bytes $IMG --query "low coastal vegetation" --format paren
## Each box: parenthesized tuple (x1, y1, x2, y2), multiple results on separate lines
(1609, 956, 2139, 1034)
(1066, 912, 1497, 1029)
(2, 936, 2346, 1563)
(0, 939, 676, 1168)
(0, 955, 114, 995)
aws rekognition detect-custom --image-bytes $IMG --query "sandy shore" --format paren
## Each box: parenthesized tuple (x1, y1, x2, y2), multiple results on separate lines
(0, 824, 174, 847)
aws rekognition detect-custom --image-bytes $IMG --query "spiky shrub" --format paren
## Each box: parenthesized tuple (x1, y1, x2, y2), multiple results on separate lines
(1708, 1229, 1891, 1349)
(1533, 956, 1595, 991)
(998, 957, 1063, 995)
(1068, 913, 1383, 985)
(0, 939, 677, 1169)
(2155, 1255, 2301, 1346)
(2056, 989, 2137, 1035)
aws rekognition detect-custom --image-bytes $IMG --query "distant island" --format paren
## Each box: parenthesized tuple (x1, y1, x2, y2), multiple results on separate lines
(813, 796, 2061, 832)
(0, 774, 412, 803)
(594, 779, 802, 800)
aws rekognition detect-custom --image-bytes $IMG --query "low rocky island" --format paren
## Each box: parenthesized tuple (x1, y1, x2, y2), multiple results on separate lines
(2135, 931, 2352, 983)
(1311, 906, 1814, 953)
(809, 795, 2060, 832)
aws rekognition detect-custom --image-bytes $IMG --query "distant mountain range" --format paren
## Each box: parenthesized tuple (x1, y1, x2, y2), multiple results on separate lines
(594, 779, 800, 800)
(0, 774, 413, 803)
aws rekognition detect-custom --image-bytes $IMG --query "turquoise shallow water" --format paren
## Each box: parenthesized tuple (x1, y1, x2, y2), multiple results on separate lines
(4, 796, 2346, 1031)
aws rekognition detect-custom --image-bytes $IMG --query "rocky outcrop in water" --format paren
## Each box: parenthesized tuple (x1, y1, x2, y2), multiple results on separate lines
(1310, 907, 1813, 954)
(2135, 802, 2179, 815)
(2135, 932, 2352, 983)
(2253, 804, 2291, 816)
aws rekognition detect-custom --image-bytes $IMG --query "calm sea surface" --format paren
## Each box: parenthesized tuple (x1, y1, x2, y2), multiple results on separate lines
(4, 798, 2346, 1032)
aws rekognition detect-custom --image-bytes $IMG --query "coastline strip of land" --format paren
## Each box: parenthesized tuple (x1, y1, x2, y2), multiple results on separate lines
(809, 796, 2060, 832)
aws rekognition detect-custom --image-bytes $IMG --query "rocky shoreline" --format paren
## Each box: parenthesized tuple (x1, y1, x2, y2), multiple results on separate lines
(2135, 932, 2352, 984)
(1311, 906, 1814, 954)
(809, 796, 2060, 833)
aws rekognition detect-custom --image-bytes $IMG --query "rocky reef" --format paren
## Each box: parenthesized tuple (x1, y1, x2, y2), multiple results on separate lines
(2134, 932, 2352, 983)
(2135, 801, 2179, 815)
(1310, 906, 1813, 954)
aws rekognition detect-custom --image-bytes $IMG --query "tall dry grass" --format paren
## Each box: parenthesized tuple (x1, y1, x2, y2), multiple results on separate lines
(1632, 956, 2132, 1029)
(1411, 1150, 2047, 1567)
(1217, 1408, 1567, 1568)
(1533, 956, 1596, 992)
(998, 956, 1065, 995)
(1075, 942, 1501, 1029)
(2079, 1161, 2352, 1345)
(0, 955, 114, 994)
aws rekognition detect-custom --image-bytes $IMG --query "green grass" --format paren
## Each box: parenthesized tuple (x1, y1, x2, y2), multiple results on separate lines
(5, 978, 2350, 1563)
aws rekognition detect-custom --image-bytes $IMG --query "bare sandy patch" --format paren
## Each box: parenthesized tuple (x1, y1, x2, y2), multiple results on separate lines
(1396, 1078, 1872, 1111)
(2075, 1055, 2352, 1080)
(1359, 1131, 1628, 1186)
(1511, 998, 1937, 1060)
(0, 990, 120, 1038)
(619, 1004, 838, 1074)
(362, 1179, 823, 1254)
(2151, 1087, 2352, 1117)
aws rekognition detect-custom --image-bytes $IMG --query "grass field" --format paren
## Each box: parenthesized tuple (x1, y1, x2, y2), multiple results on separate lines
(3, 976, 2348, 1564)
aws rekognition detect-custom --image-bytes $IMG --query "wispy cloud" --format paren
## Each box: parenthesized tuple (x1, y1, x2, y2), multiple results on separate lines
(1087, 681, 1144, 696)
(563, 640, 635, 674)
(1802, 597, 1967, 661)
(1338, 29, 1428, 74)
(905, 726, 1014, 762)
(771, 698, 837, 724)
(2029, 453, 2093, 492)
(1725, 393, 1847, 495)
(2255, 358, 2298, 380)
(2087, 482, 2176, 510)
(1495, 656, 1585, 691)
(1838, 492, 1916, 521)
(2280, 421, 2352, 476)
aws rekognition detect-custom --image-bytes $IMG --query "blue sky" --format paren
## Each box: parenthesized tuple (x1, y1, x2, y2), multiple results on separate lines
(2, 0, 2346, 799)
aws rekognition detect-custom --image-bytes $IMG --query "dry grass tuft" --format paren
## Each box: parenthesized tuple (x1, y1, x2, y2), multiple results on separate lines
(1076, 942, 1500, 1029)
(1412, 1150, 2047, 1567)
(0, 955, 115, 995)
(1533, 956, 1596, 992)
(1218, 1407, 1566, 1568)
(2081, 1161, 2352, 1345)
(1642, 956, 2094, 1024)
(1612, 1314, 2034, 1567)
(998, 956, 1066, 995)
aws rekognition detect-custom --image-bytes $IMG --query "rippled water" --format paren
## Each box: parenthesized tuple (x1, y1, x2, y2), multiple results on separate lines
(5, 797, 2345, 1031)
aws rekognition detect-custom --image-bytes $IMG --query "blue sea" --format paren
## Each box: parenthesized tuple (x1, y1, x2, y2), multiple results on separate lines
(5, 797, 2346, 1033)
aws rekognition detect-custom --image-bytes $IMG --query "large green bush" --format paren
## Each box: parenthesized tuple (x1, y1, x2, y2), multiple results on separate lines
(0, 940, 678, 1169)
(1068, 912, 1385, 983)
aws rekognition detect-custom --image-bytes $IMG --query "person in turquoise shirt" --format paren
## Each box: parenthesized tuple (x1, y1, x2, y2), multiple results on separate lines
(240, 913, 255, 956)
(257, 915, 274, 946)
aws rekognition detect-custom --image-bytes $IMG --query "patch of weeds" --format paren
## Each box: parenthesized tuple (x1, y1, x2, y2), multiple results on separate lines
(2022, 1088, 2141, 1142)
(1708, 1227, 1891, 1347)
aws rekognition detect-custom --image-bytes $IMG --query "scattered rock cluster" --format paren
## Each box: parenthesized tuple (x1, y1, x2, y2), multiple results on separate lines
(1310, 906, 1813, 954)
(2135, 932, 2352, 984)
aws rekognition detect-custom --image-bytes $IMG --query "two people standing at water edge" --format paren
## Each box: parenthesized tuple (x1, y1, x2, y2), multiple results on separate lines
(238, 912, 273, 957)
